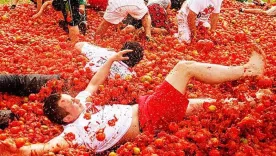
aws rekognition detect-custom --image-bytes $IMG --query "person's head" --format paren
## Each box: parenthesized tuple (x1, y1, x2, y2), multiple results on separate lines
(43, 93, 83, 125)
(121, 41, 144, 67)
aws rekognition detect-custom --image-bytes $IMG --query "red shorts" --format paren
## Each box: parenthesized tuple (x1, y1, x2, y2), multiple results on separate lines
(148, 4, 169, 30)
(138, 81, 189, 134)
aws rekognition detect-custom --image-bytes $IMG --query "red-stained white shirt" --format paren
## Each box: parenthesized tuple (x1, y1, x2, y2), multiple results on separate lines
(81, 43, 135, 79)
(179, 0, 223, 24)
(59, 91, 133, 153)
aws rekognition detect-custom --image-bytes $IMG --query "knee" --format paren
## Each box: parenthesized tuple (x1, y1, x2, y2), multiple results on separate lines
(175, 60, 196, 71)
(74, 42, 86, 51)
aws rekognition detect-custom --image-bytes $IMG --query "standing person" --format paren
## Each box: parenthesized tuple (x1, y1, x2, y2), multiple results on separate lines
(75, 41, 144, 79)
(32, 0, 87, 42)
(95, 0, 153, 41)
(175, 0, 223, 43)
(0, 43, 265, 154)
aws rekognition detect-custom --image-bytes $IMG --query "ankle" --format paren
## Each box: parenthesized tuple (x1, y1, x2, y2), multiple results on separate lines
(239, 8, 245, 12)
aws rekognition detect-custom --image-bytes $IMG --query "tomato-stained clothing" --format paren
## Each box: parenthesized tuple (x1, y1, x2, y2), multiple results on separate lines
(81, 43, 135, 79)
(175, 0, 223, 43)
(59, 91, 133, 153)
(104, 0, 148, 24)
(147, 0, 171, 9)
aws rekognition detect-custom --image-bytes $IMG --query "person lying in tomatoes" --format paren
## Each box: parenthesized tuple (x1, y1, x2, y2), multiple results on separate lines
(239, 0, 276, 17)
(0, 43, 266, 155)
(75, 41, 144, 79)
(95, 0, 153, 41)
(174, 0, 223, 43)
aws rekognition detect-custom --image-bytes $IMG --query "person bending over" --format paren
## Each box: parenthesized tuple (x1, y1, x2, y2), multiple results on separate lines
(0, 44, 265, 154)
(175, 0, 223, 43)
(95, 0, 153, 41)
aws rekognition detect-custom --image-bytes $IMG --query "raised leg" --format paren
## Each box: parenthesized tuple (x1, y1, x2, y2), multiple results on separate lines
(165, 50, 265, 94)
(141, 12, 152, 38)
(95, 20, 113, 39)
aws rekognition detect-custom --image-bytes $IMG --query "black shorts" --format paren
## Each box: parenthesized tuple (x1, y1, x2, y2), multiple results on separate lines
(123, 15, 142, 29)
(52, 0, 81, 26)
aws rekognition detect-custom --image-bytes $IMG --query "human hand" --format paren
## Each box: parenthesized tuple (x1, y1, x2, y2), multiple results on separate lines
(0, 139, 31, 156)
(146, 35, 156, 42)
(0, 139, 18, 154)
(110, 49, 133, 62)
(31, 13, 40, 19)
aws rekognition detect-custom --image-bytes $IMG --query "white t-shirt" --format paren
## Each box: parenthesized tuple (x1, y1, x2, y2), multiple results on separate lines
(179, 0, 223, 24)
(147, 0, 171, 9)
(81, 43, 135, 79)
(106, 0, 146, 11)
(59, 91, 133, 153)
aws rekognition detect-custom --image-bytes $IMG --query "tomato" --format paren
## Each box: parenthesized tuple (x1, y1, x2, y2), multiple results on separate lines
(10, 126, 21, 134)
(15, 138, 27, 148)
(96, 132, 106, 141)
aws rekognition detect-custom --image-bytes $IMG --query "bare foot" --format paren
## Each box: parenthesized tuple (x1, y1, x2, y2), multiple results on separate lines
(244, 49, 265, 76)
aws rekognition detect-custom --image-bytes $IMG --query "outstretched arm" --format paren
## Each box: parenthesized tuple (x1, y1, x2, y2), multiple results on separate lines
(210, 13, 219, 32)
(0, 136, 69, 156)
(84, 49, 133, 94)
(32, 0, 53, 19)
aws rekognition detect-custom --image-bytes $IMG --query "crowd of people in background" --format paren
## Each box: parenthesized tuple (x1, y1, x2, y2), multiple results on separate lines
(8, 0, 275, 43)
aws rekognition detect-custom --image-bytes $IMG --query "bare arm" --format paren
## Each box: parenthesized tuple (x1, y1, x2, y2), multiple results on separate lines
(187, 9, 197, 39)
(167, 0, 171, 11)
(32, 0, 53, 19)
(0, 136, 69, 156)
(84, 50, 133, 94)
(210, 13, 219, 32)
(37, 0, 43, 12)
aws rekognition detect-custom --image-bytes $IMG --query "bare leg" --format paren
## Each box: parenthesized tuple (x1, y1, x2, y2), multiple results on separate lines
(151, 27, 168, 35)
(141, 12, 152, 38)
(165, 51, 265, 94)
(68, 25, 79, 43)
(95, 20, 113, 39)
(32, 1, 53, 19)
(243, 9, 267, 15)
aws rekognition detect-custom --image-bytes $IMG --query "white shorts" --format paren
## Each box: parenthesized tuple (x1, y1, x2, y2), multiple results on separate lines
(174, 12, 191, 43)
(104, 5, 148, 24)
(175, 12, 211, 43)
(266, 6, 276, 16)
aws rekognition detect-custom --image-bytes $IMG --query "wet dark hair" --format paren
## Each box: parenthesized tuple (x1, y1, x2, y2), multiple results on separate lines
(121, 41, 144, 67)
(0, 110, 18, 130)
(43, 93, 69, 125)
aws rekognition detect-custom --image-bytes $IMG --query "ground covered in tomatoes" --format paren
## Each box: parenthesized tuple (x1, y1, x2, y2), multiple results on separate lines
(0, 0, 275, 155)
